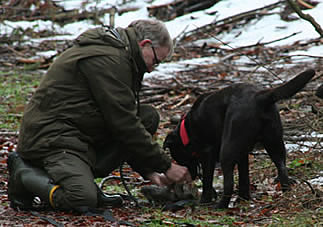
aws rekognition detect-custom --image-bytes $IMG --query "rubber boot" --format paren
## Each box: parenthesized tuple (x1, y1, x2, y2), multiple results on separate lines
(7, 152, 34, 210)
(96, 184, 123, 208)
(7, 152, 59, 210)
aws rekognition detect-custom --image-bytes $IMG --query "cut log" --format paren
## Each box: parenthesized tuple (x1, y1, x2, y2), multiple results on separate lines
(177, 1, 284, 43)
(147, 0, 220, 21)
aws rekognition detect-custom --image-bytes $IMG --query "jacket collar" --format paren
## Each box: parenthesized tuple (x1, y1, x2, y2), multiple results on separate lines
(119, 27, 147, 115)
(123, 27, 148, 81)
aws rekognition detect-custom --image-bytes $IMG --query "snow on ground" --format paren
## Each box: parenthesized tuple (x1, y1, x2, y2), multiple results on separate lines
(2, 0, 323, 54)
(1, 0, 322, 78)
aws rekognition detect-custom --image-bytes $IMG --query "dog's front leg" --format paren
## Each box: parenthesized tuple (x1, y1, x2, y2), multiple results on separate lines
(200, 151, 217, 204)
(215, 159, 234, 209)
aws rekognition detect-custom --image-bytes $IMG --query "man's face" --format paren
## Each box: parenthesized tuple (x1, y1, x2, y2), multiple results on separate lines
(140, 40, 170, 72)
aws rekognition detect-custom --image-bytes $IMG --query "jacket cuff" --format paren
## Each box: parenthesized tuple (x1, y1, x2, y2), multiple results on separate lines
(129, 153, 172, 178)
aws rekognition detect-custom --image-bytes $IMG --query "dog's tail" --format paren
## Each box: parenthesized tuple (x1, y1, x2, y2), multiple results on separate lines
(256, 69, 315, 105)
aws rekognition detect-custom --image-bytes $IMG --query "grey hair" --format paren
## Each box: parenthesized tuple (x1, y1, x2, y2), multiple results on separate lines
(128, 19, 174, 60)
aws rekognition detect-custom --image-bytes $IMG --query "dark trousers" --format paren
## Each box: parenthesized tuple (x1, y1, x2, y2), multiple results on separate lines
(41, 104, 159, 210)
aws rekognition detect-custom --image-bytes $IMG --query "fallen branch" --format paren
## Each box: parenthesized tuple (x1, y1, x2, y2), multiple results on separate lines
(178, 0, 284, 43)
(171, 94, 190, 109)
(147, 0, 220, 21)
(283, 135, 321, 142)
(17, 58, 45, 64)
(286, 0, 323, 37)
(230, 32, 301, 51)
(140, 95, 165, 104)
(1, 5, 134, 25)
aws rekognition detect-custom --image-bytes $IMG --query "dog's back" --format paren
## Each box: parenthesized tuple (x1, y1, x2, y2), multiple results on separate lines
(193, 69, 316, 138)
(218, 69, 316, 148)
(198, 69, 316, 109)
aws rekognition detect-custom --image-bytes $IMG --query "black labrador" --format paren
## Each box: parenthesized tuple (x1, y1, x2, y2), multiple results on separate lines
(163, 69, 316, 209)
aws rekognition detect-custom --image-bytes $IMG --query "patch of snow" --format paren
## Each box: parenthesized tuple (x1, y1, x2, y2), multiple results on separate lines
(309, 173, 323, 186)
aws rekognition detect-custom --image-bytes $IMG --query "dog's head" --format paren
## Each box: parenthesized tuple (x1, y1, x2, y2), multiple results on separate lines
(163, 124, 199, 180)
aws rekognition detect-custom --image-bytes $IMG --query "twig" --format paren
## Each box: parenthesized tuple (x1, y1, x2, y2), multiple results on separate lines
(0, 131, 19, 136)
(283, 136, 321, 142)
(171, 94, 190, 110)
(297, 0, 314, 9)
(4, 46, 25, 57)
(173, 24, 189, 47)
(232, 32, 301, 51)
(207, 32, 282, 80)
(280, 54, 323, 60)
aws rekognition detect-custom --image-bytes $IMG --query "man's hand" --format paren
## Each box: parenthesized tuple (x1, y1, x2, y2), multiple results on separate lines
(146, 163, 192, 186)
(165, 163, 192, 184)
(146, 172, 172, 186)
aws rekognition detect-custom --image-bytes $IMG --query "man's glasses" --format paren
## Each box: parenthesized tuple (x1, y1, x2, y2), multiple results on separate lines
(151, 45, 161, 66)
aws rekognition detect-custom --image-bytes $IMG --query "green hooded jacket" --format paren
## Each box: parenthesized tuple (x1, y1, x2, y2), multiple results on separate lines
(17, 26, 171, 176)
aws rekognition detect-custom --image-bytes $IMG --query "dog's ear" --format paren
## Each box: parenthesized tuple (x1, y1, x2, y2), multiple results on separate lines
(163, 130, 181, 150)
(163, 133, 174, 150)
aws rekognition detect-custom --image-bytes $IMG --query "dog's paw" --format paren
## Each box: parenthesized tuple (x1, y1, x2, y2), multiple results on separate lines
(237, 194, 250, 202)
(200, 188, 217, 204)
(281, 183, 292, 192)
(274, 176, 295, 192)
(199, 197, 213, 204)
(287, 177, 297, 185)
(214, 202, 228, 209)
(214, 197, 231, 209)
(199, 193, 213, 204)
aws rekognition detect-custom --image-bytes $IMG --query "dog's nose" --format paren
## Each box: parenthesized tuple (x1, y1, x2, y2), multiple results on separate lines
(170, 114, 181, 124)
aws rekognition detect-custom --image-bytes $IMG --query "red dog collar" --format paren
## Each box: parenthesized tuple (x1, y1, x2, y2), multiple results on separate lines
(180, 117, 190, 146)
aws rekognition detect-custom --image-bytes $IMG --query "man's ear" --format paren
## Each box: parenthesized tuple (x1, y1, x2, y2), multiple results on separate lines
(139, 39, 152, 47)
